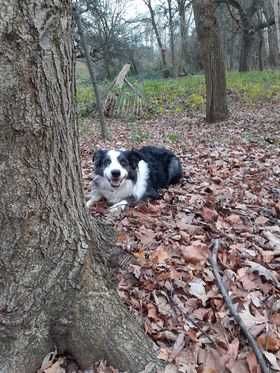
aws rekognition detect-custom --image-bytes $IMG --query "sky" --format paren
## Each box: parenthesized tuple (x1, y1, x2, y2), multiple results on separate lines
(125, 0, 160, 19)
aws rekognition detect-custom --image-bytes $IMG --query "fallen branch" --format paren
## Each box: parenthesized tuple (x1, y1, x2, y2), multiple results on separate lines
(209, 239, 270, 373)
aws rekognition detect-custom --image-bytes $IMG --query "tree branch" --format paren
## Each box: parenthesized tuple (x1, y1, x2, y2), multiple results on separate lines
(255, 17, 275, 31)
(209, 239, 270, 373)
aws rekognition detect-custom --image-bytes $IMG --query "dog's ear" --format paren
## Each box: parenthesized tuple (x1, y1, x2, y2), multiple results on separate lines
(127, 150, 142, 169)
(92, 149, 106, 168)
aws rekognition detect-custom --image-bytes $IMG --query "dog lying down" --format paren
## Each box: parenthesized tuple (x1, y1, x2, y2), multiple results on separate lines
(86, 146, 182, 211)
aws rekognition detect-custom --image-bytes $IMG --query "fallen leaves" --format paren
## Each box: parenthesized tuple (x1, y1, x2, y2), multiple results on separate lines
(257, 334, 280, 352)
(81, 101, 280, 373)
(189, 278, 208, 306)
(180, 241, 209, 265)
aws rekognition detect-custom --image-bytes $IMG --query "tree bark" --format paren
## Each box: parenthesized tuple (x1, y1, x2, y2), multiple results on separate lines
(258, 30, 264, 71)
(74, 7, 107, 139)
(193, 0, 228, 123)
(177, 0, 189, 73)
(268, 27, 278, 66)
(218, 0, 267, 71)
(143, 0, 168, 73)
(239, 30, 254, 72)
(167, 0, 176, 74)
(0, 1, 164, 372)
(271, 0, 280, 60)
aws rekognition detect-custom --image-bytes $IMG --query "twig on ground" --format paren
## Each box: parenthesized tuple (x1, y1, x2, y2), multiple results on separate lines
(167, 293, 217, 346)
(209, 239, 270, 373)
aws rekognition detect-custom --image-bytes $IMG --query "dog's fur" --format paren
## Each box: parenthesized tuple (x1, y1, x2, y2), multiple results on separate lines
(86, 146, 182, 210)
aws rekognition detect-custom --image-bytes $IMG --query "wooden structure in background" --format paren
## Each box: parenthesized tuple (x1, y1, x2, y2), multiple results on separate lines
(103, 64, 145, 118)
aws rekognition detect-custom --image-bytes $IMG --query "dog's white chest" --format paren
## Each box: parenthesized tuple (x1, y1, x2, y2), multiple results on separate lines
(101, 180, 134, 204)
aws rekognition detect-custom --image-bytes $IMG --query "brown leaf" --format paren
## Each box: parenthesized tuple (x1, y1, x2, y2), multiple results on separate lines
(180, 240, 209, 264)
(136, 225, 156, 246)
(255, 216, 269, 225)
(226, 214, 242, 225)
(229, 359, 249, 373)
(170, 332, 185, 361)
(245, 260, 280, 288)
(239, 305, 266, 337)
(157, 347, 170, 361)
(271, 312, 280, 326)
(153, 292, 172, 316)
(201, 347, 227, 372)
(201, 207, 218, 222)
(257, 334, 280, 352)
(225, 338, 239, 369)
(146, 303, 159, 321)
(150, 246, 170, 263)
(246, 352, 261, 373)
(263, 230, 280, 253)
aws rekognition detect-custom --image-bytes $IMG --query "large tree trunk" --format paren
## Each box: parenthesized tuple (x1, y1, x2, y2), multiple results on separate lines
(192, 0, 228, 123)
(0, 1, 163, 372)
(271, 0, 280, 60)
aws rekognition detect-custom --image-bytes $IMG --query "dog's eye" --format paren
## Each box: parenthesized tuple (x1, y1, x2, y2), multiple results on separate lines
(120, 159, 128, 167)
(103, 159, 111, 167)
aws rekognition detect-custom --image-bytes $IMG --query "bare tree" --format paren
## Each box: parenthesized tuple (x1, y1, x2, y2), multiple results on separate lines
(217, 0, 276, 71)
(78, 0, 130, 79)
(193, 0, 228, 123)
(0, 1, 164, 372)
(166, 0, 176, 73)
(176, 0, 192, 73)
(143, 0, 168, 73)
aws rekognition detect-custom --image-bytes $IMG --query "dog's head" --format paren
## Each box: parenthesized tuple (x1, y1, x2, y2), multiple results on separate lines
(93, 149, 142, 188)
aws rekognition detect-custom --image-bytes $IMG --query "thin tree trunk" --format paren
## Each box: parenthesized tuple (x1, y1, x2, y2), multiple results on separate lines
(177, 0, 189, 73)
(74, 7, 107, 139)
(268, 27, 278, 66)
(144, 0, 168, 72)
(239, 31, 253, 72)
(167, 0, 176, 75)
(258, 30, 264, 71)
(193, 0, 228, 123)
(0, 1, 164, 372)
(104, 50, 112, 80)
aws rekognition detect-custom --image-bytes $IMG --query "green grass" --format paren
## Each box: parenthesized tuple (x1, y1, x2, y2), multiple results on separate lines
(76, 64, 280, 118)
(227, 70, 280, 103)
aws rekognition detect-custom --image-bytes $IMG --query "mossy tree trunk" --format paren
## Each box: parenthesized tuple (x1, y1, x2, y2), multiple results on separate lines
(193, 0, 228, 123)
(0, 1, 163, 372)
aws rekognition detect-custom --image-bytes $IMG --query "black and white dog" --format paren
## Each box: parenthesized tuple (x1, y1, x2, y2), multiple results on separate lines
(86, 146, 182, 211)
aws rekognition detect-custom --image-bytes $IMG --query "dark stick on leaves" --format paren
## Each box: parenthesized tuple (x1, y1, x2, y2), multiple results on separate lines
(209, 239, 270, 373)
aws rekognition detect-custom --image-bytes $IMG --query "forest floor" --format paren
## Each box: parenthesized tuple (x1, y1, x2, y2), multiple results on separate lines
(78, 100, 280, 373)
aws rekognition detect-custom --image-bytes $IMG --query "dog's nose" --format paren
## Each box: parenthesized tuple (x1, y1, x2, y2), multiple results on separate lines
(111, 170, 121, 178)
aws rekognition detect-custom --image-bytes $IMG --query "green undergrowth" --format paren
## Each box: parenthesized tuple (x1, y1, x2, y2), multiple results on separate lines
(76, 63, 280, 118)
(227, 70, 280, 103)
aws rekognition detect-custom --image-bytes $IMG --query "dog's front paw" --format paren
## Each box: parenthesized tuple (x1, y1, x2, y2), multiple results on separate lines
(86, 199, 94, 208)
(109, 200, 128, 215)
